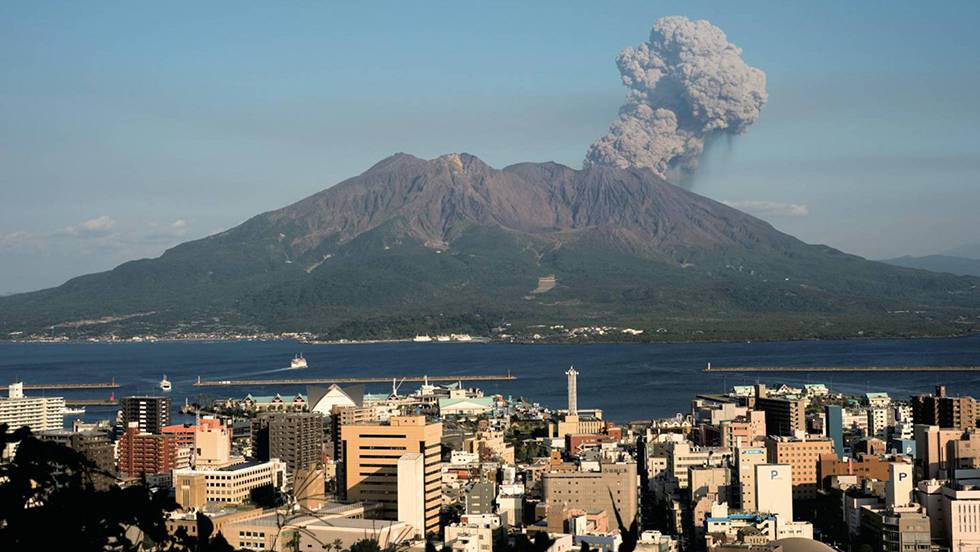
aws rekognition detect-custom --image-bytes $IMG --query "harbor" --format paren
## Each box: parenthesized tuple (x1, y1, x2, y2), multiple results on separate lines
(192, 373, 517, 387)
(704, 364, 980, 372)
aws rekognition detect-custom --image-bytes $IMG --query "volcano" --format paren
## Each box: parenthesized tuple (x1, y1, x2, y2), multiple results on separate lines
(2, 153, 978, 341)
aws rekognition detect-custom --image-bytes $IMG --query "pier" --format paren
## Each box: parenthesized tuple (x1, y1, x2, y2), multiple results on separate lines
(704, 365, 980, 373)
(193, 373, 516, 387)
(0, 380, 119, 392)
(64, 399, 119, 407)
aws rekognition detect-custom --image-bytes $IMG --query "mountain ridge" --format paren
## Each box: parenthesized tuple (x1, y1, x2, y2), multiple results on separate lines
(2, 153, 979, 341)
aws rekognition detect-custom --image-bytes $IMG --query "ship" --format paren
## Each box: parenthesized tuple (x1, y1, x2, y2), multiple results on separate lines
(159, 375, 172, 392)
(61, 406, 86, 416)
(290, 354, 308, 369)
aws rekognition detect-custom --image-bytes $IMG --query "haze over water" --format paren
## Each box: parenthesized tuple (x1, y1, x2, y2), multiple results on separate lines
(2, 336, 979, 425)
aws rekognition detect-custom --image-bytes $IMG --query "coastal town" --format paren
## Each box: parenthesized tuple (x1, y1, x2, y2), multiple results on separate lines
(2, 365, 978, 552)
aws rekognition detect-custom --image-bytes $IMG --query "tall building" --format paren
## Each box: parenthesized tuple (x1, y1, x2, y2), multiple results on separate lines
(397, 452, 426, 538)
(735, 446, 768, 511)
(341, 415, 443, 535)
(541, 461, 638, 525)
(117, 422, 177, 480)
(0, 382, 65, 434)
(566, 367, 579, 415)
(914, 424, 962, 480)
(755, 396, 807, 437)
(755, 464, 792, 521)
(912, 385, 976, 430)
(121, 396, 171, 434)
(825, 405, 844, 459)
(465, 480, 496, 515)
(766, 436, 835, 500)
(38, 429, 116, 489)
(887, 462, 914, 509)
(251, 411, 324, 475)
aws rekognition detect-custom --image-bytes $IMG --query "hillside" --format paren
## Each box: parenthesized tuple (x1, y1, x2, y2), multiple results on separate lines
(881, 255, 980, 278)
(2, 153, 979, 341)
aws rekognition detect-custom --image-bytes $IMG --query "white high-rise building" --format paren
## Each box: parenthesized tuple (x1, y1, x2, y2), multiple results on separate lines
(398, 452, 426, 538)
(887, 462, 914, 509)
(755, 464, 793, 521)
(0, 382, 65, 433)
(565, 367, 578, 415)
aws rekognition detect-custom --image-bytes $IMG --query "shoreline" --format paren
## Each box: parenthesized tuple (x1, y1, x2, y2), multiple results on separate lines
(1, 331, 977, 347)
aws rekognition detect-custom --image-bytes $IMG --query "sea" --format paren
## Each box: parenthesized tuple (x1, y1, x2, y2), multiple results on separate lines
(1, 335, 979, 426)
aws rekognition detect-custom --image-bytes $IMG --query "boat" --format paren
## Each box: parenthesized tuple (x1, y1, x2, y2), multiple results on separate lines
(413, 335, 432, 342)
(290, 354, 308, 369)
(61, 406, 86, 416)
(159, 375, 172, 392)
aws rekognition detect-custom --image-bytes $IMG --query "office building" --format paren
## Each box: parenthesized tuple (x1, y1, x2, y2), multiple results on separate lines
(735, 446, 767, 511)
(38, 429, 116, 489)
(121, 396, 171, 434)
(755, 396, 807, 437)
(914, 424, 962, 479)
(172, 459, 287, 508)
(912, 386, 976, 430)
(341, 415, 443, 534)
(542, 461, 638, 525)
(397, 452, 426, 538)
(766, 436, 834, 500)
(251, 411, 323, 475)
(755, 464, 792, 521)
(825, 405, 844, 459)
(466, 479, 496, 515)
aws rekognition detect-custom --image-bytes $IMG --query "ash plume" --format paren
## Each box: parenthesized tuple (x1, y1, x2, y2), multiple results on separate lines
(585, 16, 767, 183)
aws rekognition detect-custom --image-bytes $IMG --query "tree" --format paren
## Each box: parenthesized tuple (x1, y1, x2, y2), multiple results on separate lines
(0, 424, 232, 552)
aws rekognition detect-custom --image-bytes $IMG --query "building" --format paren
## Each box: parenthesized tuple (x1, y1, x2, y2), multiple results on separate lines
(755, 396, 807, 437)
(217, 503, 411, 551)
(825, 405, 844, 459)
(541, 461, 638, 525)
(251, 411, 323, 475)
(466, 479, 496, 515)
(341, 415, 443, 534)
(755, 464, 792, 521)
(912, 386, 976, 430)
(117, 422, 178, 480)
(38, 429, 116, 489)
(766, 436, 835, 500)
(719, 411, 766, 449)
(397, 452, 426, 537)
(439, 396, 495, 417)
(0, 382, 65, 439)
(914, 424, 962, 479)
(163, 417, 234, 469)
(307, 384, 362, 416)
(817, 453, 893, 489)
(445, 516, 504, 552)
(121, 396, 171, 434)
(173, 459, 287, 508)
(735, 446, 768, 511)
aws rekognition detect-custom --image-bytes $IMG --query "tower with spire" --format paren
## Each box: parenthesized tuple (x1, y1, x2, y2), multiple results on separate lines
(565, 366, 578, 415)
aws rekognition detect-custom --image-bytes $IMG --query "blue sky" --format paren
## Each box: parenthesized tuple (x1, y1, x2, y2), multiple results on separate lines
(2, 1, 979, 293)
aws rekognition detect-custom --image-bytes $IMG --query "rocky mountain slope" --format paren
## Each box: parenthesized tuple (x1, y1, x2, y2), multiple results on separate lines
(2, 153, 978, 341)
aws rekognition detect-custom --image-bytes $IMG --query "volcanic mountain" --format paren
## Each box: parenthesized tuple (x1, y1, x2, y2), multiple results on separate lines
(2, 153, 979, 340)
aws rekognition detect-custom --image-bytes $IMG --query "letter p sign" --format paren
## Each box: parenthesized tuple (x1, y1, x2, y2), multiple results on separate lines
(770, 470, 779, 480)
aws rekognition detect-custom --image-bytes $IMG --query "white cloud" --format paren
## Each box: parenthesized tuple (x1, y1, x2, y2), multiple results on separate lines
(722, 200, 810, 218)
(64, 215, 116, 237)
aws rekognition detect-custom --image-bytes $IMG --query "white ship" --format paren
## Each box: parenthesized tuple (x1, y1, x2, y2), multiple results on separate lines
(290, 354, 308, 369)
(159, 375, 172, 392)
(413, 335, 432, 343)
(61, 406, 86, 416)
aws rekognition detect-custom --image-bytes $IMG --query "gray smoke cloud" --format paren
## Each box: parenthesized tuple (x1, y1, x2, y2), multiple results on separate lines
(585, 16, 768, 182)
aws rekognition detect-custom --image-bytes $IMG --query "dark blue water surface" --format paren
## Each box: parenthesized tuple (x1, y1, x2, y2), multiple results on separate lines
(1, 336, 978, 425)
